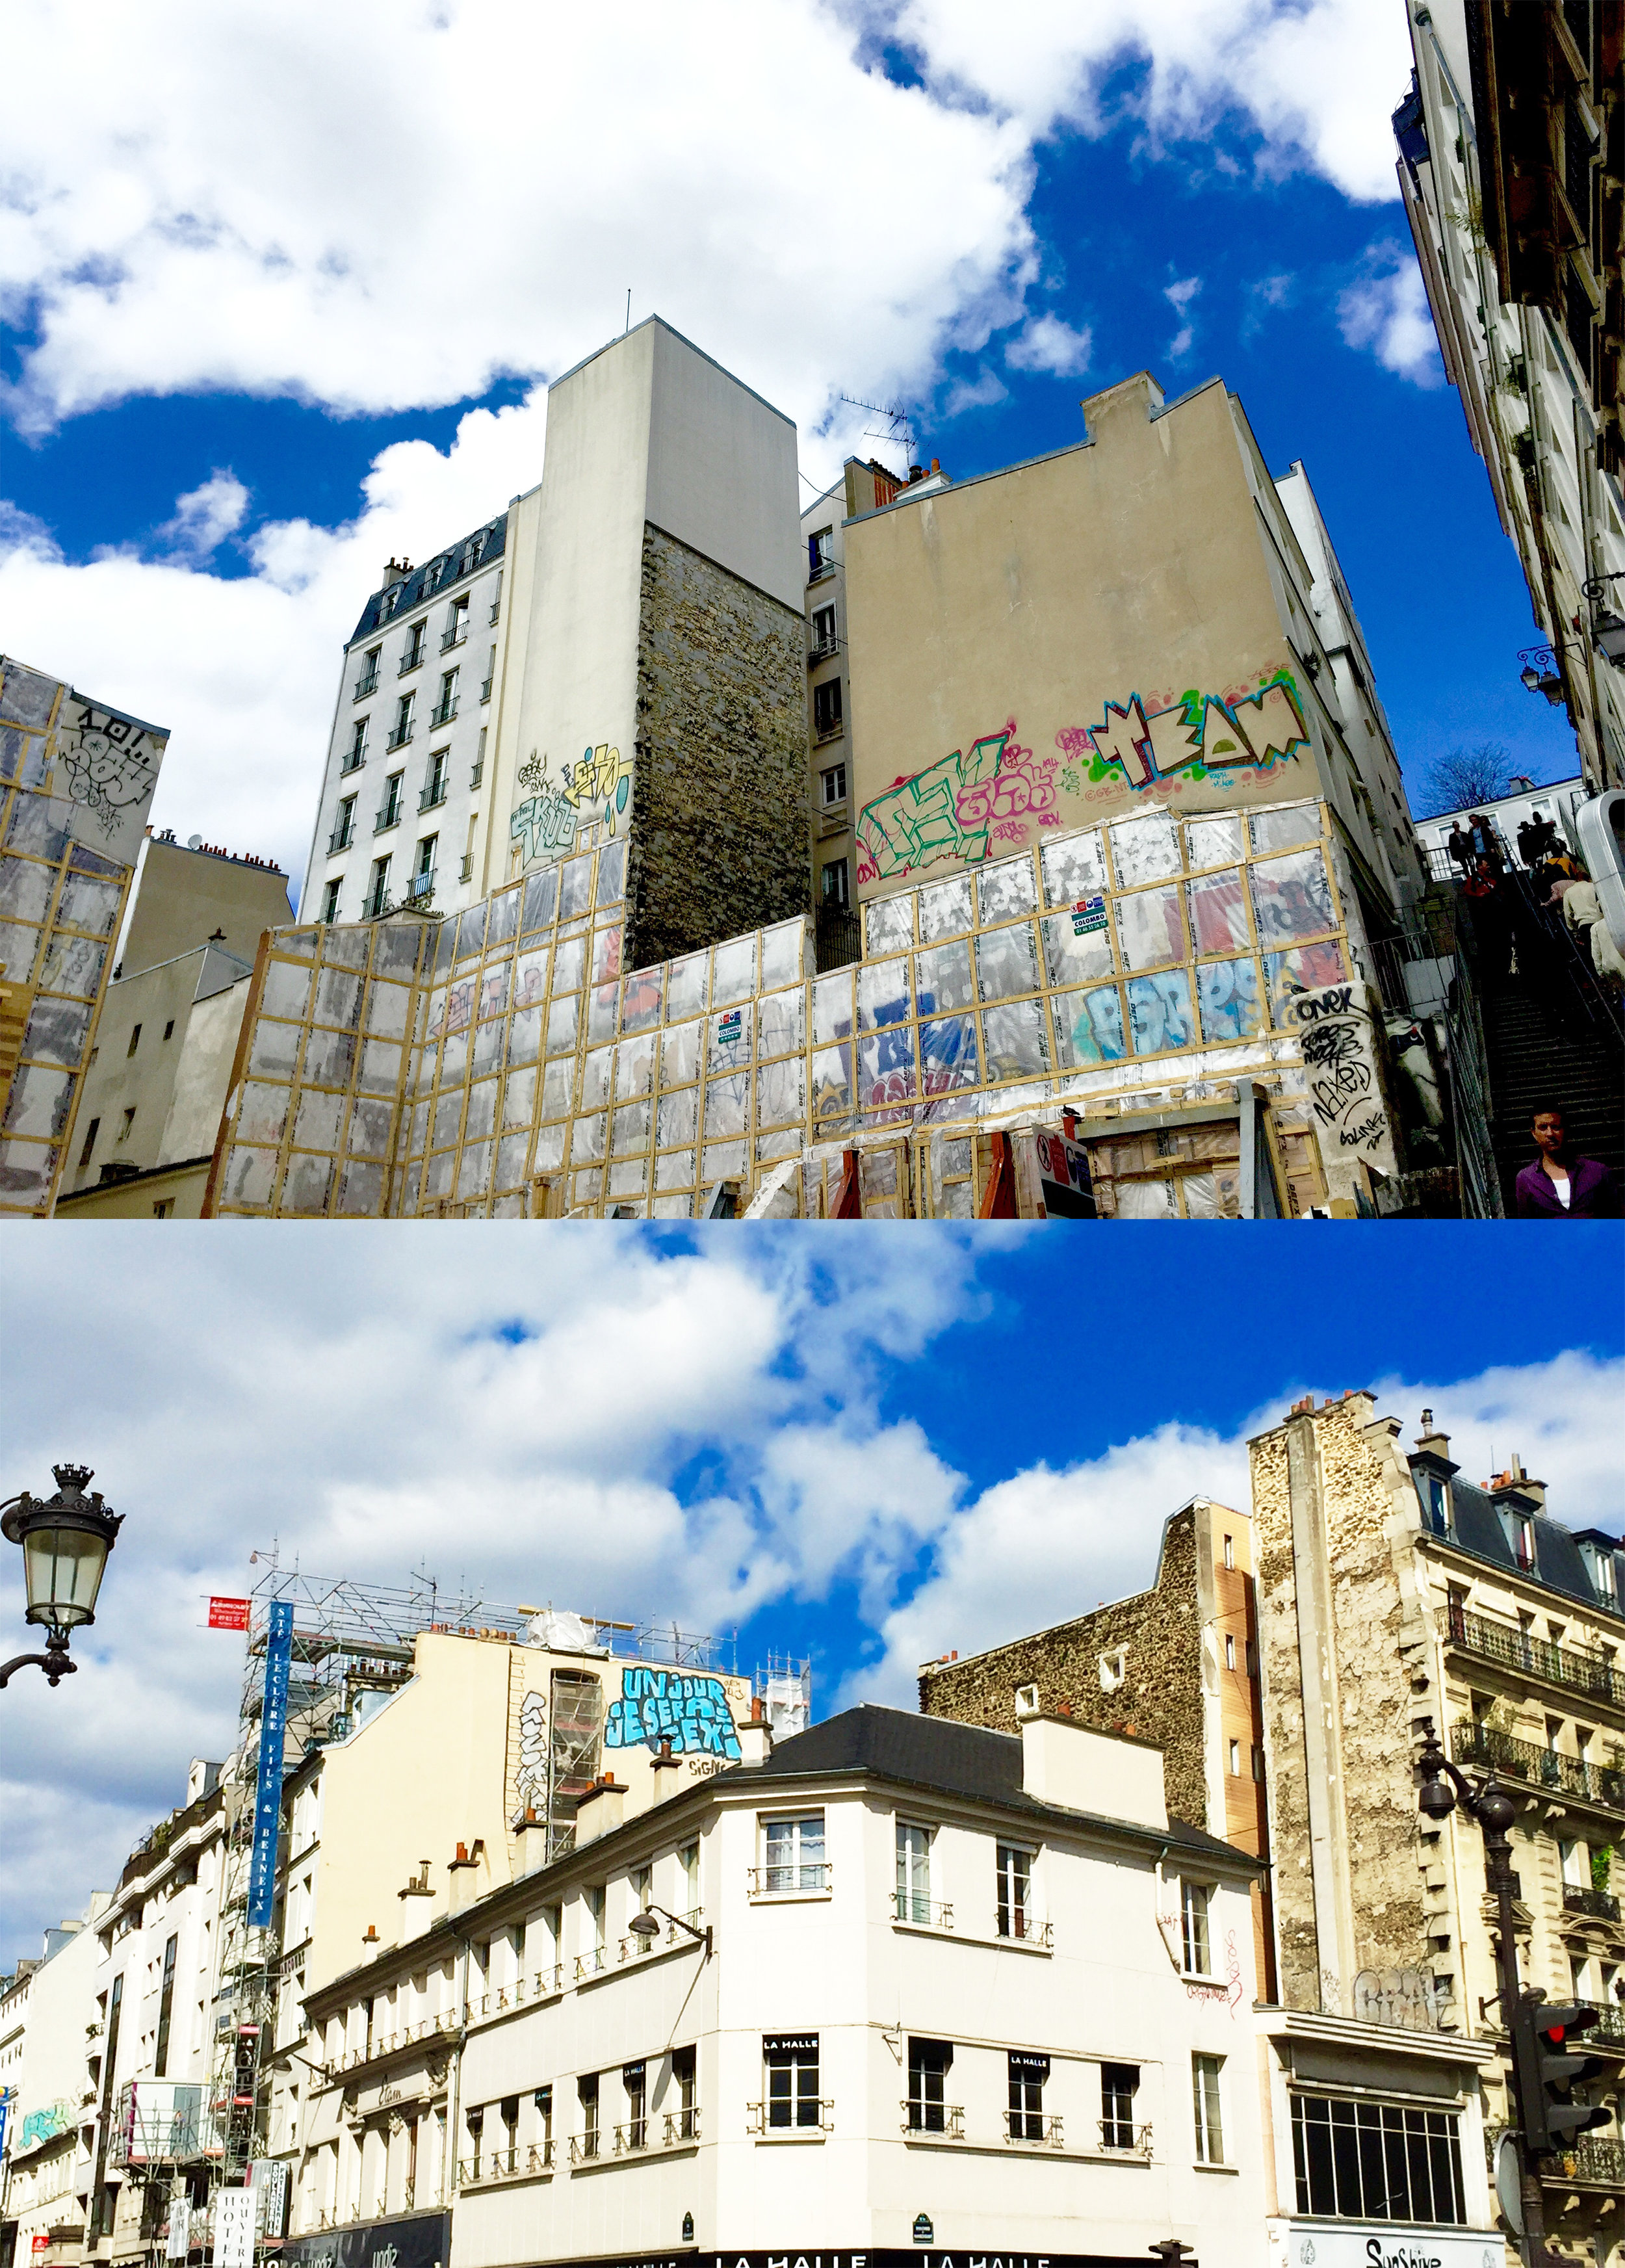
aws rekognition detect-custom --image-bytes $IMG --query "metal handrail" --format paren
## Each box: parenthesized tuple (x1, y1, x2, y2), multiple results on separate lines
(748, 1864, 831, 1896)
(386, 725, 413, 750)
(746, 2098, 833, 2134)
(567, 2131, 601, 2163)
(419, 782, 447, 812)
(431, 698, 458, 727)
(398, 649, 423, 676)
(1561, 2136, 1625, 2185)
(1446, 1600, 1620, 1703)
(440, 627, 466, 652)
(1451, 1719, 1625, 1811)
(1098, 2118, 1153, 2156)
(662, 2107, 700, 2144)
(1563, 1885, 1622, 1922)
(996, 1914, 1053, 1946)
(353, 671, 378, 701)
(892, 1892, 953, 1929)
(611, 2121, 649, 2154)
(1006, 2113, 1064, 2147)
(900, 2100, 964, 2137)
(574, 1947, 608, 1981)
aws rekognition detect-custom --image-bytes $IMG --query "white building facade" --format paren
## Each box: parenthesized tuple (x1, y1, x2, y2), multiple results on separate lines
(280, 1706, 1270, 2268)
(0, 1903, 110, 2268)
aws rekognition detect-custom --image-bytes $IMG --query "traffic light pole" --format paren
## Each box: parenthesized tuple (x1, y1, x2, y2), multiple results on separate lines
(1414, 1724, 1550, 2268)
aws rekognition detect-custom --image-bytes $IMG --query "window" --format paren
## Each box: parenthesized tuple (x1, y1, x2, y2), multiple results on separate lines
(1228, 1739, 1241, 1777)
(1292, 2094, 1464, 2222)
(489, 574, 502, 625)
(433, 668, 460, 727)
(320, 878, 342, 924)
(587, 1884, 606, 1950)
(472, 727, 487, 789)
(809, 527, 834, 577)
(764, 2033, 820, 2128)
(1101, 2061, 1139, 2150)
(1225, 1633, 1236, 1671)
(401, 621, 425, 671)
(389, 693, 415, 749)
(117, 1107, 136, 1145)
(679, 1842, 700, 1916)
(906, 2039, 952, 2132)
(1099, 1647, 1126, 1692)
(154, 1935, 178, 2076)
(1252, 1743, 1265, 1782)
(821, 761, 848, 805)
(365, 857, 391, 919)
(333, 795, 357, 852)
(1191, 2054, 1226, 2163)
(380, 774, 404, 829)
(344, 718, 368, 772)
(1181, 1880, 1212, 1974)
(534, 2086, 552, 2155)
(578, 2074, 599, 2159)
(422, 748, 448, 809)
(623, 2061, 646, 2148)
(1223, 1533, 1235, 1571)
(811, 603, 837, 650)
(995, 1843, 1033, 1940)
(1008, 2051, 1048, 2141)
(411, 837, 437, 898)
(671, 2044, 697, 2139)
(762, 1813, 827, 1892)
(443, 595, 469, 650)
(896, 1822, 931, 1923)
(812, 678, 843, 738)
(630, 1867, 653, 1950)
(499, 2094, 518, 2169)
(162, 1019, 174, 1041)
(820, 857, 848, 907)
(355, 647, 380, 699)
(77, 1117, 100, 1169)
(127, 1023, 142, 1057)
(1416, 1471, 1449, 1535)
(481, 645, 495, 703)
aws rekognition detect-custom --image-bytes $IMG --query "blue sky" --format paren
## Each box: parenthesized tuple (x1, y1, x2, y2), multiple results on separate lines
(3, 1223, 1620, 1964)
(0, 0, 1580, 893)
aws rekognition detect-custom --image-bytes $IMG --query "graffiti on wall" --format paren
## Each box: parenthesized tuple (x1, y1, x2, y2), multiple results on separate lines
(1275, 979, 1395, 1172)
(515, 1688, 547, 1814)
(855, 672, 1308, 883)
(510, 742, 632, 870)
(53, 701, 168, 867)
(604, 1666, 743, 1759)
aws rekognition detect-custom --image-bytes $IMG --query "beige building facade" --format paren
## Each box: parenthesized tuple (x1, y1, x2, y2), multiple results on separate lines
(841, 372, 1424, 946)
(1251, 1390, 1625, 2254)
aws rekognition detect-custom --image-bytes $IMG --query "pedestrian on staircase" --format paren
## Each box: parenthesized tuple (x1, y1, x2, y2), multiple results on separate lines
(1514, 1105, 1620, 1218)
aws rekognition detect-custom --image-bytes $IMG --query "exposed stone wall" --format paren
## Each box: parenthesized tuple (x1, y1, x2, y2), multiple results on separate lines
(918, 1507, 1212, 1830)
(1252, 1398, 1434, 2015)
(628, 527, 809, 970)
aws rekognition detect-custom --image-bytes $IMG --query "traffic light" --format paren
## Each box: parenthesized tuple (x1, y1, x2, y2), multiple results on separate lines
(1509, 1996, 1612, 2155)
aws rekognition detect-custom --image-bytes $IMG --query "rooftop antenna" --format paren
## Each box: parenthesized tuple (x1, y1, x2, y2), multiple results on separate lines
(838, 393, 915, 465)
(625, 289, 631, 336)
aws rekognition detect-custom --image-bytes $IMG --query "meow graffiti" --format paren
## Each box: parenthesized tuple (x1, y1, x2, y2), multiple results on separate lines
(855, 673, 1308, 883)
(511, 740, 632, 870)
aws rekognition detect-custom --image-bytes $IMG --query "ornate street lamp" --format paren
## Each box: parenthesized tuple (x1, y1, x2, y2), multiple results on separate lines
(627, 1903, 712, 1957)
(0, 1464, 123, 1689)
(1516, 646, 1566, 704)
(1581, 573, 1625, 668)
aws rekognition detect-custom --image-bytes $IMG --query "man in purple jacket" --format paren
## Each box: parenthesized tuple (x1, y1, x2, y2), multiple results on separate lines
(1514, 1106, 1620, 1217)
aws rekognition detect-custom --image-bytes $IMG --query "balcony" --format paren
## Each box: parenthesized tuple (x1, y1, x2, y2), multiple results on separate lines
(340, 750, 365, 776)
(480, 676, 493, 703)
(1563, 1884, 1621, 1922)
(1548, 2136, 1625, 2189)
(431, 696, 458, 728)
(419, 780, 447, 813)
(808, 636, 838, 664)
(1006, 2114, 1064, 2148)
(374, 805, 402, 835)
(1446, 1602, 1620, 1706)
(996, 1914, 1054, 1948)
(459, 853, 474, 883)
(663, 2107, 700, 2146)
(809, 556, 835, 585)
(611, 2122, 649, 2155)
(567, 2133, 602, 2164)
(488, 599, 500, 625)
(1451, 1721, 1625, 1813)
(385, 723, 413, 752)
(469, 759, 484, 789)
(574, 1947, 609, 1982)
(327, 824, 354, 855)
(901, 2102, 965, 2139)
(748, 1863, 832, 1897)
(1579, 2000, 1625, 2048)
(363, 886, 392, 920)
(1098, 2119, 1154, 2157)
(441, 625, 467, 653)
(398, 648, 424, 677)
(747, 2098, 833, 2135)
(456, 2143, 551, 2187)
(404, 872, 435, 908)
(892, 1892, 954, 1931)
(352, 670, 378, 701)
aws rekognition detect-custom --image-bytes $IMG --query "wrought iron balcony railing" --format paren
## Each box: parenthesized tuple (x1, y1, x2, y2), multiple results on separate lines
(748, 1863, 831, 1896)
(892, 1891, 953, 1930)
(996, 1913, 1053, 1946)
(419, 781, 447, 812)
(1549, 2135, 1625, 2187)
(1006, 2113, 1064, 2148)
(1563, 1884, 1622, 1921)
(430, 696, 458, 727)
(1446, 1602, 1620, 1706)
(900, 2101, 964, 2137)
(663, 2107, 700, 2145)
(398, 648, 424, 676)
(353, 670, 378, 701)
(747, 2098, 833, 2134)
(1098, 2118, 1154, 2157)
(1451, 1721, 1625, 1813)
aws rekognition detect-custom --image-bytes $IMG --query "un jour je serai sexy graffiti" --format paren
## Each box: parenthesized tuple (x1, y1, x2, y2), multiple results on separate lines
(857, 674, 1308, 883)
(604, 1667, 744, 1760)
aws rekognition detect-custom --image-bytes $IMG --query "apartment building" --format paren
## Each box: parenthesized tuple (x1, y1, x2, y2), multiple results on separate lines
(1252, 1390, 1625, 2252)
(304, 319, 809, 971)
(277, 1705, 1268, 2267)
(1396, 1, 1625, 790)
(0, 1903, 110, 2268)
(0, 655, 168, 1217)
(841, 370, 1424, 947)
(57, 834, 290, 1218)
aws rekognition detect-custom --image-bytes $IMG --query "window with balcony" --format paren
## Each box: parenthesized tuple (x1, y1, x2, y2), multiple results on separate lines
(811, 602, 837, 655)
(808, 528, 834, 580)
(622, 2061, 646, 2150)
(410, 837, 436, 902)
(996, 1842, 1034, 1940)
(354, 648, 380, 699)
(432, 669, 460, 728)
(471, 727, 487, 790)
(1191, 2053, 1225, 2164)
(577, 2074, 599, 2161)
(763, 2033, 820, 2128)
(812, 678, 843, 739)
(761, 1813, 827, 1893)
(1181, 1880, 1212, 1975)
(671, 2044, 697, 2141)
(387, 694, 415, 751)
(400, 622, 426, 673)
(442, 596, 469, 651)
(821, 761, 847, 806)
(1008, 2051, 1048, 2141)
(421, 748, 448, 811)
(906, 2039, 953, 2133)
(481, 646, 495, 703)
(1291, 2094, 1463, 2221)
(534, 2085, 552, 2159)
(365, 857, 391, 919)
(1100, 2061, 1140, 2150)
(896, 1821, 931, 1923)
(378, 774, 404, 831)
(331, 795, 356, 854)
(488, 574, 502, 625)
(343, 718, 368, 772)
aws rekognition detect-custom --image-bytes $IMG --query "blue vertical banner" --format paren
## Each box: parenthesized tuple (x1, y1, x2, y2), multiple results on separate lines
(247, 1600, 293, 1928)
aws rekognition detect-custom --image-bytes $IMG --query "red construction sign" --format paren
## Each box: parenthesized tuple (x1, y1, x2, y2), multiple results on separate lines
(208, 1597, 252, 1631)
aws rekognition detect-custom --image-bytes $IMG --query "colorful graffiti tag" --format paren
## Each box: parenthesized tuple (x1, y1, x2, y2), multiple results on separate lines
(603, 1666, 743, 1758)
(855, 673, 1308, 883)
(511, 742, 632, 869)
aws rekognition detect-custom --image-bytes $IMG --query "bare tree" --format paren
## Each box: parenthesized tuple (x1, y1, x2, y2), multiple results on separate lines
(1419, 741, 1515, 818)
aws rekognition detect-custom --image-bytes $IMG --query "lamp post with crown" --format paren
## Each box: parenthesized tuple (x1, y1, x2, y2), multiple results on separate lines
(1414, 1719, 1549, 2265)
(0, 1465, 123, 1689)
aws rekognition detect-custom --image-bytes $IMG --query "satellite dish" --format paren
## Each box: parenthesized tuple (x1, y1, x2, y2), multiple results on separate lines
(187, 833, 203, 849)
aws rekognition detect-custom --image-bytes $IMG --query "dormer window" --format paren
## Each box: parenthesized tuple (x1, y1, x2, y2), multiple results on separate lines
(1515, 1516, 1535, 1573)
(1416, 1472, 1449, 1536)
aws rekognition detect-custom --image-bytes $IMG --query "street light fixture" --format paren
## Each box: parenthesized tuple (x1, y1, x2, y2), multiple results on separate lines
(1516, 646, 1566, 704)
(0, 1464, 123, 1689)
(628, 1903, 713, 1958)
(1581, 575, 1625, 668)
(1413, 1720, 1549, 2267)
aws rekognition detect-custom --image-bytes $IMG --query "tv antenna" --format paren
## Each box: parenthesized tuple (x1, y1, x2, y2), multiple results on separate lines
(839, 393, 915, 465)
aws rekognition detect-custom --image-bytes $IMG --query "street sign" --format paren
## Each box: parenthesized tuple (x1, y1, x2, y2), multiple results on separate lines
(212, 2191, 255, 2268)
(912, 2217, 933, 2246)
(1494, 2132, 1524, 2237)
(208, 1598, 250, 1631)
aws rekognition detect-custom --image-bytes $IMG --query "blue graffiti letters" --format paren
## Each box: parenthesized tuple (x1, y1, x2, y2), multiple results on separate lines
(604, 1667, 743, 1758)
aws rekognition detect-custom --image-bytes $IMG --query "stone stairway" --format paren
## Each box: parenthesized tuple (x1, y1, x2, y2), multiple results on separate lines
(1478, 956, 1624, 1212)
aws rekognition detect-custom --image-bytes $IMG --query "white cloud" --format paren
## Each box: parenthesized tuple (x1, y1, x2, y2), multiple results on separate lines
(1164, 272, 1202, 359)
(1004, 312, 1093, 377)
(1338, 243, 1443, 387)
(155, 469, 250, 560)
(944, 365, 1009, 415)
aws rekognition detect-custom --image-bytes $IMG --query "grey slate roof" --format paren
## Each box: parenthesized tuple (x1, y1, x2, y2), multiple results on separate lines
(348, 513, 508, 647)
(730, 1702, 1254, 1870)
(1420, 1463, 1625, 1621)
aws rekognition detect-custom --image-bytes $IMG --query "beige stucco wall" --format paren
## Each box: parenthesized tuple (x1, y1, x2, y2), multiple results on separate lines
(843, 373, 1340, 901)
(122, 839, 290, 975)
